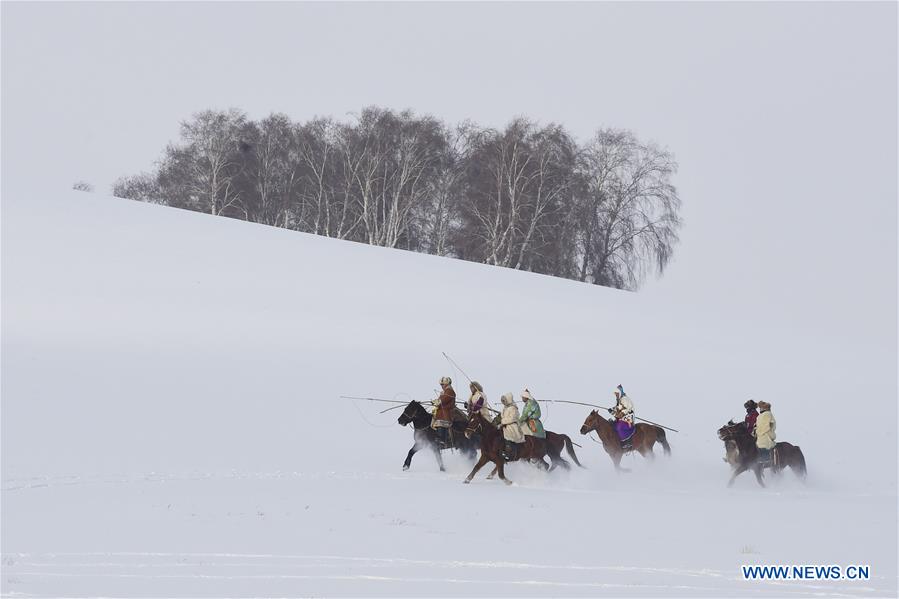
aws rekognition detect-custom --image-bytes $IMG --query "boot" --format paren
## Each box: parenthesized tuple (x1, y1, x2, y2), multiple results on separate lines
(502, 440, 513, 460)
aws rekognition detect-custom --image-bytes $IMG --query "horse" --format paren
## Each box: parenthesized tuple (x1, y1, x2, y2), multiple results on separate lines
(397, 400, 477, 472)
(480, 428, 587, 480)
(718, 421, 807, 487)
(462, 412, 550, 485)
(579, 410, 671, 472)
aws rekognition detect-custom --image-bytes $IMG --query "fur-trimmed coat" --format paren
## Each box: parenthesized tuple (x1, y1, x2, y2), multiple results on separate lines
(466, 390, 493, 421)
(432, 385, 456, 426)
(499, 393, 525, 443)
(613, 394, 635, 425)
(754, 410, 776, 449)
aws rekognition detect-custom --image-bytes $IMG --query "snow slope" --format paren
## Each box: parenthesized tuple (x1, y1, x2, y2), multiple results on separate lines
(2, 190, 896, 597)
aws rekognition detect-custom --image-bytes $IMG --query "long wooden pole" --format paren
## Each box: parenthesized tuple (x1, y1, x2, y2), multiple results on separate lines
(540, 399, 678, 433)
(339, 395, 408, 404)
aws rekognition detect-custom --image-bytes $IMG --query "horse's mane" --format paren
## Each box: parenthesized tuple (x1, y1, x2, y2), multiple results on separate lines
(588, 410, 612, 431)
(405, 400, 430, 420)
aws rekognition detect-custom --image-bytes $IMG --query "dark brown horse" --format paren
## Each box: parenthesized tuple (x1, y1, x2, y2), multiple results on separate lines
(482, 429, 586, 480)
(463, 412, 549, 485)
(580, 410, 671, 472)
(718, 422, 807, 487)
(397, 400, 477, 471)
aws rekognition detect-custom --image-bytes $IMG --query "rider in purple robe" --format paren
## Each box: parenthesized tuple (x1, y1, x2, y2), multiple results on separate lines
(608, 385, 635, 441)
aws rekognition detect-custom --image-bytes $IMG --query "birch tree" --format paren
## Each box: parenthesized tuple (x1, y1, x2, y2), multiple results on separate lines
(576, 129, 681, 289)
(158, 109, 248, 216)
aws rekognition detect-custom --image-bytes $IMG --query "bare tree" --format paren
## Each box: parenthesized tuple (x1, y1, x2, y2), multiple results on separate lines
(576, 129, 681, 289)
(237, 114, 302, 228)
(158, 109, 248, 216)
(456, 119, 576, 273)
(111, 107, 683, 290)
(337, 108, 449, 249)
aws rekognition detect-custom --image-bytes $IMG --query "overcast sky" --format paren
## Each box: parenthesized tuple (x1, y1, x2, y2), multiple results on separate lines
(2, 2, 896, 352)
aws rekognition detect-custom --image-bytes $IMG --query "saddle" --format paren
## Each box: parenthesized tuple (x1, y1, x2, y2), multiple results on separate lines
(757, 447, 778, 467)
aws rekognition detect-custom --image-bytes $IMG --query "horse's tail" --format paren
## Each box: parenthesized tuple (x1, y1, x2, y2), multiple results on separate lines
(793, 445, 807, 478)
(563, 434, 586, 468)
(657, 427, 672, 456)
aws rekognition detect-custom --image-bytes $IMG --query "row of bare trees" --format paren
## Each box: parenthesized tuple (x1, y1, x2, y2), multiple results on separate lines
(114, 107, 682, 289)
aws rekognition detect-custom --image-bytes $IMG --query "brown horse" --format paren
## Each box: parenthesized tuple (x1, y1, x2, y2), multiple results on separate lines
(482, 428, 586, 479)
(580, 410, 671, 472)
(463, 412, 549, 485)
(718, 422, 807, 487)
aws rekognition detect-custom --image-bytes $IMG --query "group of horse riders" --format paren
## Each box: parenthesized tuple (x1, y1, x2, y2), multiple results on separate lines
(730, 398, 777, 465)
(430, 376, 638, 459)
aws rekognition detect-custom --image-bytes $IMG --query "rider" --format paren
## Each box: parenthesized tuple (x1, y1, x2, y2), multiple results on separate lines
(466, 381, 493, 421)
(753, 400, 776, 464)
(431, 376, 456, 448)
(499, 392, 525, 460)
(518, 389, 546, 439)
(743, 399, 759, 432)
(608, 384, 635, 440)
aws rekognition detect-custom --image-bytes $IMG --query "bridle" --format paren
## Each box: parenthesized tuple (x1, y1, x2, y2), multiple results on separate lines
(464, 413, 484, 438)
(399, 401, 425, 429)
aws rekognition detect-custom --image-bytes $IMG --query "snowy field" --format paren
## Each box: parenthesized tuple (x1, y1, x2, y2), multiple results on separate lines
(2, 190, 896, 597)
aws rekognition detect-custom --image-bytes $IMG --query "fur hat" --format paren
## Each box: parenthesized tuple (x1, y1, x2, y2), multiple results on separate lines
(470, 381, 483, 393)
(521, 389, 533, 400)
(757, 400, 771, 411)
(744, 399, 758, 410)
(439, 376, 452, 386)
(501, 392, 514, 406)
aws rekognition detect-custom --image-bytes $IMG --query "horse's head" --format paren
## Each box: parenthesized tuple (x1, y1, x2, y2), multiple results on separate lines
(580, 410, 601, 435)
(717, 421, 746, 442)
(397, 400, 423, 426)
(465, 412, 486, 439)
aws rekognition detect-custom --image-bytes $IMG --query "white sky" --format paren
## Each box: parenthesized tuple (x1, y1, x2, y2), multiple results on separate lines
(2, 1, 896, 352)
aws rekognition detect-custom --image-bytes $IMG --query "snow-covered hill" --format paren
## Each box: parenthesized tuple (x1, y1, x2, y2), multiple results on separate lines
(2, 190, 896, 597)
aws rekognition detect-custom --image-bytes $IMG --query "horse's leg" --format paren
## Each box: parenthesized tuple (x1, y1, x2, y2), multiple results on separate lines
(403, 441, 420, 471)
(497, 460, 513, 485)
(463, 454, 490, 484)
(636, 441, 653, 461)
(728, 463, 749, 487)
(611, 450, 630, 473)
(643, 436, 656, 460)
(486, 465, 498, 480)
(753, 464, 766, 488)
(548, 443, 567, 471)
(433, 443, 446, 472)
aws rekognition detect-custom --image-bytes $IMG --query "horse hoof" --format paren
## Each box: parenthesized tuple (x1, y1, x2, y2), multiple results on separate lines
(503, 479, 513, 486)
(463, 479, 471, 484)
(402, 465, 409, 471)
